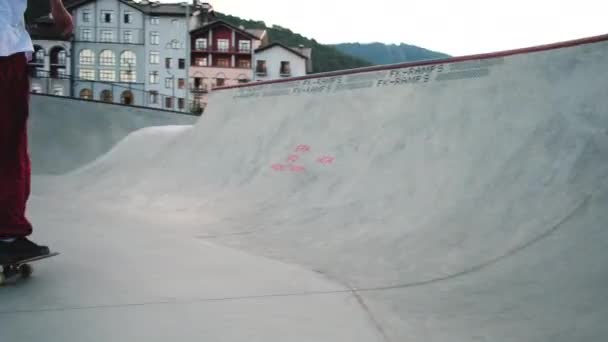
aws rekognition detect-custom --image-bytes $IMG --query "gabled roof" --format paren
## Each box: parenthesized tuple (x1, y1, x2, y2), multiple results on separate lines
(254, 42, 309, 59)
(65, 0, 194, 16)
(190, 19, 260, 40)
(245, 29, 267, 40)
(135, 2, 193, 16)
(64, 0, 95, 9)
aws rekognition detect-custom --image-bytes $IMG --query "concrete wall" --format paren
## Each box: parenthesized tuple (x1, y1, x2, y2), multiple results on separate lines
(28, 94, 197, 174)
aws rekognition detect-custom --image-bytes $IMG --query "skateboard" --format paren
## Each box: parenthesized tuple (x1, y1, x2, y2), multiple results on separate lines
(0, 252, 59, 285)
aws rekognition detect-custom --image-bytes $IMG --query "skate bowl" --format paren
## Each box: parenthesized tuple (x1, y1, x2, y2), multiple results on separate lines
(28, 94, 197, 175)
(2, 34, 607, 342)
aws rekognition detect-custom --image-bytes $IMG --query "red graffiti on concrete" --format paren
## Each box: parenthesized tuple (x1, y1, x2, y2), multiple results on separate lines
(271, 146, 334, 173)
(295, 145, 311, 153)
(317, 156, 335, 165)
(271, 164, 287, 171)
(290, 165, 306, 172)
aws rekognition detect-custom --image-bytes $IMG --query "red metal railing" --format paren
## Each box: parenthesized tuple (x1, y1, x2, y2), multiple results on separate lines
(192, 46, 252, 54)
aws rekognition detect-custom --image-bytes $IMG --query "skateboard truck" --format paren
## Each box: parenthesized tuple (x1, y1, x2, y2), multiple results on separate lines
(0, 252, 59, 285)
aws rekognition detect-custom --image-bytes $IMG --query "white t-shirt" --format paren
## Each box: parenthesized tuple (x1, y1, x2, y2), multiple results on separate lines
(0, 0, 34, 58)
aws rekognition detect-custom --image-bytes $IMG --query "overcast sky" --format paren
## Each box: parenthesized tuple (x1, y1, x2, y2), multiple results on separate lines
(164, 0, 606, 56)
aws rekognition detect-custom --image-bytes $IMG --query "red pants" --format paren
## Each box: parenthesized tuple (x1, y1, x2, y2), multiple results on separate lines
(0, 53, 32, 238)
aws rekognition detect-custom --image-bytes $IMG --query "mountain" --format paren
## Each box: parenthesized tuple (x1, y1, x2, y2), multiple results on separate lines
(215, 13, 373, 73)
(332, 42, 451, 65)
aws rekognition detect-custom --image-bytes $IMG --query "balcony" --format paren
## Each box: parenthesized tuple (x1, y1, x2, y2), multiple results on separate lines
(51, 59, 67, 67)
(191, 85, 209, 93)
(30, 58, 44, 66)
(192, 46, 252, 55)
(28, 67, 46, 78)
(191, 63, 252, 70)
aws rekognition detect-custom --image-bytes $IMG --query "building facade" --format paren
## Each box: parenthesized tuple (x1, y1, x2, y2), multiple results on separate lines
(253, 43, 311, 82)
(29, 38, 72, 96)
(69, 0, 147, 105)
(142, 3, 191, 111)
(29, 0, 193, 110)
(189, 19, 266, 109)
(26, 1, 312, 114)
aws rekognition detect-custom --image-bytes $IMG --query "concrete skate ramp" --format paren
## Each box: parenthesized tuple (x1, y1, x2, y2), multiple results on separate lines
(3, 35, 608, 342)
(28, 94, 197, 174)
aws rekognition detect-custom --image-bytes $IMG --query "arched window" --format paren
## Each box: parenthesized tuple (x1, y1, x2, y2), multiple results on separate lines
(100, 90, 113, 103)
(79, 49, 95, 65)
(50, 46, 67, 65)
(49, 46, 67, 78)
(121, 90, 134, 105)
(80, 88, 93, 99)
(237, 73, 249, 83)
(57, 50, 67, 65)
(99, 50, 116, 66)
(120, 50, 136, 67)
(120, 51, 137, 82)
(33, 46, 45, 64)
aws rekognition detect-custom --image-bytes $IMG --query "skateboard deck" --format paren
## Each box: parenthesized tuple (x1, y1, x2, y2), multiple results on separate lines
(0, 252, 59, 285)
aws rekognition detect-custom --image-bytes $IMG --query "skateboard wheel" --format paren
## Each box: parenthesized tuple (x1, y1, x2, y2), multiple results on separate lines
(19, 264, 33, 278)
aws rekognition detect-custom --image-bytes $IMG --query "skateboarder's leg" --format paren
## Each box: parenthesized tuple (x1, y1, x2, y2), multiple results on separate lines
(0, 53, 49, 263)
(0, 52, 32, 239)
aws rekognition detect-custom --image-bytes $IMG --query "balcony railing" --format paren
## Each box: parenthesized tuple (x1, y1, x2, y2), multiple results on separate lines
(50, 59, 67, 66)
(191, 63, 252, 70)
(191, 85, 209, 93)
(192, 46, 252, 54)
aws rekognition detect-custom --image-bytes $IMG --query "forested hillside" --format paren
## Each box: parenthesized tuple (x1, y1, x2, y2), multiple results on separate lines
(333, 42, 451, 65)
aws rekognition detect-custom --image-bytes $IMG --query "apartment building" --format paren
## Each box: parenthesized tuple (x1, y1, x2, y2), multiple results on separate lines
(66, 0, 147, 105)
(189, 9, 268, 109)
(141, 2, 191, 111)
(28, 0, 193, 110)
